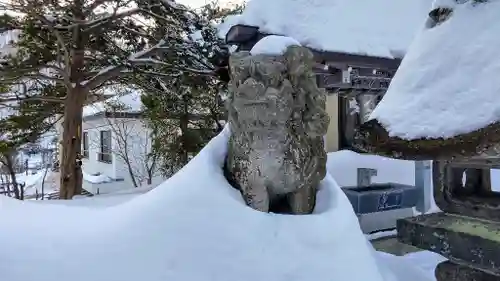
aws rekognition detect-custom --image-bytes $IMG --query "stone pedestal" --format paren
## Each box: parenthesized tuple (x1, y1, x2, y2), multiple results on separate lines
(398, 212, 500, 280)
(436, 261, 500, 281)
(358, 208, 413, 234)
(342, 183, 418, 233)
(397, 160, 500, 281)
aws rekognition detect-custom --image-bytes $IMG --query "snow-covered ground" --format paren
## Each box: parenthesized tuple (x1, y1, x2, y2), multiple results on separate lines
(36, 185, 153, 207)
(0, 169, 57, 199)
(82, 170, 114, 184)
(16, 170, 47, 187)
(0, 127, 444, 281)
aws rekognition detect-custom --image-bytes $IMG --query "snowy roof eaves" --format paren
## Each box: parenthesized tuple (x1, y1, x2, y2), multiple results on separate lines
(83, 91, 143, 120)
(226, 0, 433, 59)
(352, 0, 500, 160)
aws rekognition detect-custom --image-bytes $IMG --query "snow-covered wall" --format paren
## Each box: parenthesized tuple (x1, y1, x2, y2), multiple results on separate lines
(327, 150, 415, 186)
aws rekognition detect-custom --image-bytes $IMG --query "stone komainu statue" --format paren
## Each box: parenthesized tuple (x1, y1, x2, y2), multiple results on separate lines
(225, 45, 330, 214)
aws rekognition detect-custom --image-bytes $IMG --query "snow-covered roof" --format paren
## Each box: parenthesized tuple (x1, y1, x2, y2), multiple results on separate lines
(370, 0, 500, 140)
(226, 0, 433, 58)
(83, 90, 143, 118)
(217, 14, 241, 39)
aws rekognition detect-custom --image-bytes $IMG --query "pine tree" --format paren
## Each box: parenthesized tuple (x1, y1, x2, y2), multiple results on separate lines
(141, 73, 225, 176)
(0, 80, 59, 199)
(139, 1, 241, 176)
(0, 0, 222, 198)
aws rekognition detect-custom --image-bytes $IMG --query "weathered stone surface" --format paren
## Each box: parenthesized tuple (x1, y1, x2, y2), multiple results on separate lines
(352, 119, 500, 161)
(432, 160, 500, 221)
(370, 235, 421, 256)
(397, 212, 500, 274)
(436, 261, 500, 281)
(224, 46, 330, 214)
(397, 160, 500, 281)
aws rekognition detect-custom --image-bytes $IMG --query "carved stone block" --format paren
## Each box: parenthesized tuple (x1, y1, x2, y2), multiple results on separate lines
(224, 46, 330, 214)
(436, 261, 500, 281)
(398, 212, 500, 270)
(432, 160, 500, 221)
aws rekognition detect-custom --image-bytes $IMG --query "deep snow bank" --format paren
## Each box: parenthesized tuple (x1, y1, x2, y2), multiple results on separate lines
(0, 127, 432, 281)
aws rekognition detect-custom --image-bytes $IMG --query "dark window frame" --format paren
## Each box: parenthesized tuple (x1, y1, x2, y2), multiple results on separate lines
(82, 131, 89, 158)
(98, 130, 112, 164)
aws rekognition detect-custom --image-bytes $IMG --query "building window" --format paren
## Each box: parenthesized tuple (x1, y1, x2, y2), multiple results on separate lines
(98, 130, 112, 163)
(82, 132, 89, 158)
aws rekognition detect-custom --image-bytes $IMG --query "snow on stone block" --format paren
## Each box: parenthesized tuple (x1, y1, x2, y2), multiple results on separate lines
(370, 0, 500, 140)
(250, 35, 301, 55)
(0, 126, 398, 281)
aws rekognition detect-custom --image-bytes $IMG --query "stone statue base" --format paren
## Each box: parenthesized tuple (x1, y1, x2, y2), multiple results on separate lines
(398, 159, 500, 281)
(398, 212, 500, 281)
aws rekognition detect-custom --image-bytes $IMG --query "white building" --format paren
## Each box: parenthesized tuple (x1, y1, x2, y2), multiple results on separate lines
(57, 91, 164, 195)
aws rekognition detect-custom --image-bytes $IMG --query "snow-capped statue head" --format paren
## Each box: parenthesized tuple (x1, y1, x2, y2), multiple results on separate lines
(369, 0, 500, 141)
(250, 35, 301, 56)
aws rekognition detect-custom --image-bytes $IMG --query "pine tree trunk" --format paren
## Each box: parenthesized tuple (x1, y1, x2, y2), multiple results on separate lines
(59, 0, 87, 199)
(179, 94, 190, 165)
(59, 88, 85, 199)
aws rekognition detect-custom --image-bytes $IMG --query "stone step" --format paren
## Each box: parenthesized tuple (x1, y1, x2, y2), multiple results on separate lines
(370, 235, 422, 256)
(397, 212, 500, 276)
